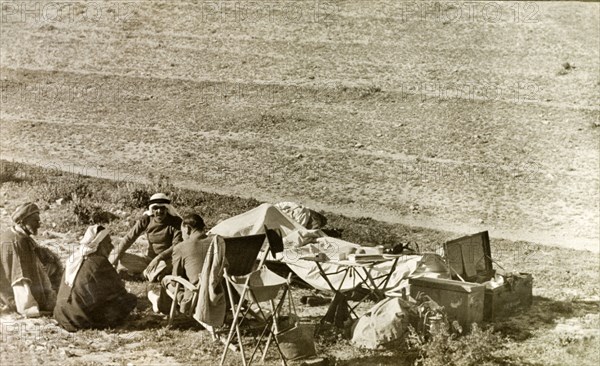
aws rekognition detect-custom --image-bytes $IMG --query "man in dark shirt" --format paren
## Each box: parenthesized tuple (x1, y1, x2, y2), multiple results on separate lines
(110, 193, 182, 281)
(148, 213, 211, 314)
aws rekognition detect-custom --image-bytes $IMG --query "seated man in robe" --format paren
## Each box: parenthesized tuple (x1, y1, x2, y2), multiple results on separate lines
(147, 213, 210, 314)
(110, 193, 183, 281)
(0, 203, 56, 317)
(54, 225, 137, 332)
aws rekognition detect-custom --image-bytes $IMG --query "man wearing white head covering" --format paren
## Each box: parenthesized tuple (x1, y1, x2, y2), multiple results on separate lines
(54, 225, 137, 332)
(110, 193, 183, 282)
(0, 202, 56, 317)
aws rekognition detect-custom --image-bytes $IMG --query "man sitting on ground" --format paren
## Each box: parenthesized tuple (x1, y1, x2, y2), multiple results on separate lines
(110, 193, 183, 281)
(54, 225, 137, 332)
(0, 203, 56, 317)
(148, 213, 211, 314)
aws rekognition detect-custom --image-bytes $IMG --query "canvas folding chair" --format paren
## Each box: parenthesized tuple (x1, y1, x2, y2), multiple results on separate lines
(220, 228, 292, 366)
(163, 234, 266, 336)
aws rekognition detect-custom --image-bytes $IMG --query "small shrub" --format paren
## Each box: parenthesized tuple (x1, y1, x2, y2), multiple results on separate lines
(73, 201, 97, 224)
(0, 163, 24, 184)
(32, 179, 92, 204)
(128, 188, 151, 209)
(72, 195, 117, 225)
(554, 302, 574, 315)
(407, 322, 504, 366)
(47, 205, 79, 230)
(360, 85, 382, 98)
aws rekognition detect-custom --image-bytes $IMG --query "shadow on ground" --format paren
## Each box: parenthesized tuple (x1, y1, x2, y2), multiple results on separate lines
(336, 355, 413, 366)
(492, 296, 599, 341)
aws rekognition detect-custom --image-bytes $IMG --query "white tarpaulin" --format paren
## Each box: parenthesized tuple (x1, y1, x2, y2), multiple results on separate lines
(281, 236, 424, 292)
(208, 204, 450, 293)
(209, 203, 305, 237)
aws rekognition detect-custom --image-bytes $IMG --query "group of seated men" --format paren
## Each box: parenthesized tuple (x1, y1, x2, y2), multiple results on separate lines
(0, 193, 214, 332)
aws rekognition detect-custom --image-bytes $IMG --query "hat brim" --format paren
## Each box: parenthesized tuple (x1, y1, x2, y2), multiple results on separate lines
(149, 198, 171, 205)
(149, 203, 168, 210)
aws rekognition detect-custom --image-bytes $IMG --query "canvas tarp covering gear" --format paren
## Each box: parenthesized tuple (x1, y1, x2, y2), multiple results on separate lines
(209, 203, 305, 238)
(207, 204, 450, 294)
(283, 236, 436, 293)
(351, 294, 447, 349)
(274, 201, 327, 229)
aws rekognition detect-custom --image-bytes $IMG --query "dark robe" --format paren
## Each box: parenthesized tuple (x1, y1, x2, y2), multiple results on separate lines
(0, 228, 55, 312)
(53, 253, 137, 332)
(35, 245, 64, 293)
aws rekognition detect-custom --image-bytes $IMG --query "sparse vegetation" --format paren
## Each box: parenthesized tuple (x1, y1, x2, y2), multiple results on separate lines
(407, 322, 505, 366)
(0, 160, 598, 366)
(0, 162, 24, 184)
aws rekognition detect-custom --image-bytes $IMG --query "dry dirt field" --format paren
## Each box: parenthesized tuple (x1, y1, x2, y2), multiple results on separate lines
(1, 0, 598, 250)
(0, 0, 599, 365)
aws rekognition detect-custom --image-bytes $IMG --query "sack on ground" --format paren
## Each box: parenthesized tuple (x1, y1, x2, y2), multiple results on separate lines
(351, 297, 411, 349)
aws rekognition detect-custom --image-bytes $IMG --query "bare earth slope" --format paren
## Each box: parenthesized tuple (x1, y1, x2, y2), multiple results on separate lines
(1, 1, 599, 250)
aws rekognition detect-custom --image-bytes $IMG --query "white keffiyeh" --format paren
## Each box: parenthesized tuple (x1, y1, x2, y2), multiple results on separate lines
(64, 225, 110, 287)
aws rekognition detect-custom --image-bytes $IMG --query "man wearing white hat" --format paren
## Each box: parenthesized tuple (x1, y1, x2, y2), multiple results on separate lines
(54, 225, 137, 331)
(110, 193, 183, 281)
(0, 202, 56, 316)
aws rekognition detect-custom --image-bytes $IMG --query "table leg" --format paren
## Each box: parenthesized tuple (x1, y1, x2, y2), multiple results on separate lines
(381, 257, 400, 291)
(314, 262, 357, 329)
(361, 257, 401, 300)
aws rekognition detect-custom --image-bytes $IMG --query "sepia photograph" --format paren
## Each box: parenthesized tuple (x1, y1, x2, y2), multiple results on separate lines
(0, 1, 598, 365)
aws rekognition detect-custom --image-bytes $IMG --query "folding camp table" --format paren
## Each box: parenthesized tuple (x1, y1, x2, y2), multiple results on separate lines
(301, 255, 402, 328)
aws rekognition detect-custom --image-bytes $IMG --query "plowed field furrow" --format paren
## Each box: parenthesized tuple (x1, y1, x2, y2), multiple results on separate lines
(2, 41, 596, 108)
(2, 65, 598, 112)
(2, 112, 596, 180)
(2, 2, 598, 107)
(2, 67, 598, 176)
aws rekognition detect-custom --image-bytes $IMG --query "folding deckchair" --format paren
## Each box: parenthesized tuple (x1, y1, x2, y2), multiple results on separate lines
(163, 234, 267, 333)
(220, 228, 291, 366)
